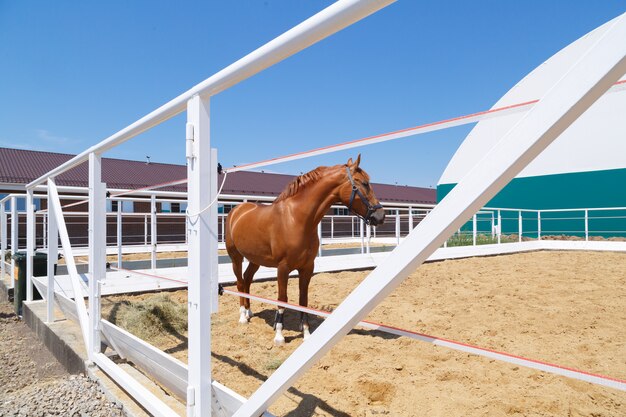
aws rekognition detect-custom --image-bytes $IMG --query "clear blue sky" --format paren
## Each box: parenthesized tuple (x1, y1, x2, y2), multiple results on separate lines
(1, 1, 624, 189)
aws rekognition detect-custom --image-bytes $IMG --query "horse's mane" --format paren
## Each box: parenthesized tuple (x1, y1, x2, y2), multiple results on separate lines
(274, 166, 331, 203)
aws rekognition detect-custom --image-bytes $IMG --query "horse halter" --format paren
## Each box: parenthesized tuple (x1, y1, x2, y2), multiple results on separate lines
(345, 166, 383, 224)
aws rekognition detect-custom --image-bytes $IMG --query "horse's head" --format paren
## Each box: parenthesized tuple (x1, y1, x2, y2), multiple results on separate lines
(339, 155, 385, 226)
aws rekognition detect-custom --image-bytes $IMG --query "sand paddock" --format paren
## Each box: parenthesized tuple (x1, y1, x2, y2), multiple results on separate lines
(102, 250, 626, 416)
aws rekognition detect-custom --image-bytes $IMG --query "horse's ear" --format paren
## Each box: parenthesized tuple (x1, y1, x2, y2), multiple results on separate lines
(354, 154, 361, 169)
(346, 157, 353, 166)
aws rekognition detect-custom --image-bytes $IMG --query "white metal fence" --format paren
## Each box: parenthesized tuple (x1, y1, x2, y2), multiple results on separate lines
(3, 1, 625, 416)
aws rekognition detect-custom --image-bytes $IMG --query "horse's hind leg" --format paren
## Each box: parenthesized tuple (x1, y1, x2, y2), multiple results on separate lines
(242, 262, 260, 320)
(227, 248, 248, 324)
(297, 263, 314, 340)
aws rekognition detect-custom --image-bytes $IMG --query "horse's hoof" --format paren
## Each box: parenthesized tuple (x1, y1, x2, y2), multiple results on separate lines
(239, 317, 248, 324)
(303, 330, 311, 340)
(245, 309, 253, 319)
(274, 335, 285, 346)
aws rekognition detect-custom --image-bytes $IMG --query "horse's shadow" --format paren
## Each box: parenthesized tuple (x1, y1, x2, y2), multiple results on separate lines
(254, 307, 400, 341)
(254, 308, 325, 343)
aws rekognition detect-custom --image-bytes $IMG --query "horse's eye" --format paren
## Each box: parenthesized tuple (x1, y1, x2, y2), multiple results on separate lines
(362, 181, 369, 189)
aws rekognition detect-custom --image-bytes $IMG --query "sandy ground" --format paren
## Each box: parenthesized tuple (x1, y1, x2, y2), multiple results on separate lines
(101, 251, 626, 416)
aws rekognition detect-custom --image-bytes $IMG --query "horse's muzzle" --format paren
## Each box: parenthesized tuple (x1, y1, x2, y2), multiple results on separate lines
(368, 208, 386, 226)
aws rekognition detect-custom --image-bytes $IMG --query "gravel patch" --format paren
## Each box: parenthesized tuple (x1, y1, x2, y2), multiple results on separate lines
(0, 301, 125, 417)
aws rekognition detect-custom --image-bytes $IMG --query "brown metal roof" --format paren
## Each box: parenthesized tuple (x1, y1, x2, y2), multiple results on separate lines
(0, 147, 435, 204)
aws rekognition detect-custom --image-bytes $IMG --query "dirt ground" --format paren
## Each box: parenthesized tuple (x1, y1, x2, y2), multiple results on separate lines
(0, 301, 124, 416)
(102, 251, 626, 416)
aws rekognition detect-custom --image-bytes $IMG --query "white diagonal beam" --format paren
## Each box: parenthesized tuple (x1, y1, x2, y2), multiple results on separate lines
(234, 13, 626, 417)
(49, 179, 90, 349)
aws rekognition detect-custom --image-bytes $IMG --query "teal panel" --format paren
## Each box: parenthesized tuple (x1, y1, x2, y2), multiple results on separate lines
(437, 168, 626, 238)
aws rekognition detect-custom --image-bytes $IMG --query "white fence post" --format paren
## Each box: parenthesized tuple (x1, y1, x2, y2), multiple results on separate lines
(585, 209, 589, 241)
(10, 196, 17, 287)
(47, 181, 58, 323)
(472, 214, 477, 246)
(360, 218, 364, 254)
(351, 216, 354, 238)
(117, 201, 122, 268)
(186, 95, 213, 417)
(497, 210, 502, 244)
(220, 214, 224, 244)
(26, 189, 35, 302)
(88, 152, 106, 361)
(43, 213, 47, 250)
(408, 207, 413, 231)
(395, 210, 400, 246)
(330, 216, 334, 240)
(144, 214, 148, 246)
(0, 203, 5, 283)
(518, 211, 523, 242)
(151, 195, 157, 271)
(317, 222, 322, 257)
(537, 210, 542, 240)
(366, 224, 371, 254)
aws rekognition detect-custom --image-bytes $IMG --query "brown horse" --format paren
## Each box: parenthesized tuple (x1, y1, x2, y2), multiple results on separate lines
(225, 155, 385, 345)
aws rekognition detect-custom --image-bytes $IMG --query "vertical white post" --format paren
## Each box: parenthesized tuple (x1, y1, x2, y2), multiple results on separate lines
(11, 196, 17, 287)
(186, 95, 213, 417)
(88, 153, 106, 360)
(144, 214, 148, 246)
(317, 222, 322, 257)
(220, 214, 224, 244)
(584, 209, 589, 241)
(351, 217, 354, 238)
(47, 181, 58, 323)
(472, 214, 477, 246)
(151, 195, 157, 271)
(366, 224, 371, 254)
(395, 210, 400, 245)
(43, 213, 47, 250)
(330, 216, 334, 240)
(491, 212, 495, 239)
(408, 207, 413, 231)
(518, 211, 523, 242)
(209, 150, 219, 314)
(537, 211, 542, 241)
(360, 218, 364, 254)
(497, 210, 502, 245)
(117, 202, 122, 268)
(26, 189, 35, 302)
(0, 203, 5, 281)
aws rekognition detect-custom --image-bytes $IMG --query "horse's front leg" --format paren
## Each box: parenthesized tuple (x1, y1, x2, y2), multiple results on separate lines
(298, 264, 314, 340)
(273, 264, 290, 346)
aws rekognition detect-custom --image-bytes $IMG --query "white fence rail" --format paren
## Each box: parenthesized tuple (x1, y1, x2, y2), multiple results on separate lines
(4, 2, 625, 416)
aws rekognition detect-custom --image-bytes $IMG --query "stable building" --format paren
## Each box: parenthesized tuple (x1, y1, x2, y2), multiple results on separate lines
(0, 147, 436, 246)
